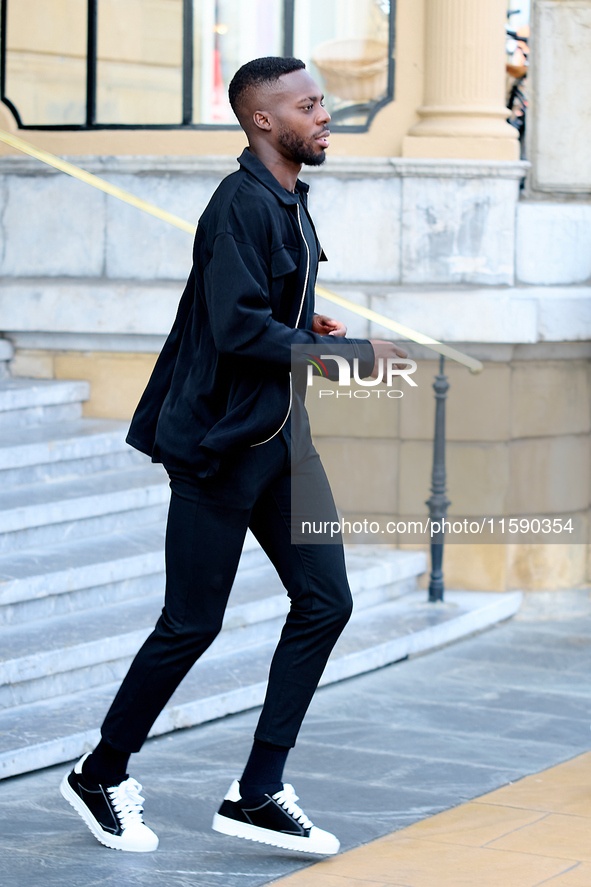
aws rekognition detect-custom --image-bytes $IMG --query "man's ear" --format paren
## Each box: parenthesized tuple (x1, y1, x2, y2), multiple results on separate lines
(253, 110, 272, 131)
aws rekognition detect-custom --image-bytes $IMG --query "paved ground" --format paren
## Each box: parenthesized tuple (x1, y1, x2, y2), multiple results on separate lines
(276, 751, 591, 887)
(2, 614, 591, 887)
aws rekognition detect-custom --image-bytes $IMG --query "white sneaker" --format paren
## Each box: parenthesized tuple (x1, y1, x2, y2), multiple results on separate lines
(60, 754, 159, 852)
(212, 779, 340, 854)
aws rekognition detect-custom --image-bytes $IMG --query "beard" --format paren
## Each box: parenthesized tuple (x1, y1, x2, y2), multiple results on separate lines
(277, 127, 327, 166)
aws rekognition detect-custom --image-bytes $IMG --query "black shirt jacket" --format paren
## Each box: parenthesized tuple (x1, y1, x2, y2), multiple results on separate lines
(126, 148, 375, 476)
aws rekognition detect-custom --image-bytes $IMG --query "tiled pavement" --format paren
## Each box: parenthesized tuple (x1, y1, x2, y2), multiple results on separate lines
(273, 751, 591, 887)
(2, 611, 591, 887)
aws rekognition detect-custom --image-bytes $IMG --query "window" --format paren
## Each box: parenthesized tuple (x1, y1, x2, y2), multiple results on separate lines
(1, 0, 394, 131)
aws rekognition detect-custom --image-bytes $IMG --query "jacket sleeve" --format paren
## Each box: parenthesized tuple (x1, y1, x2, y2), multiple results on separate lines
(203, 231, 374, 375)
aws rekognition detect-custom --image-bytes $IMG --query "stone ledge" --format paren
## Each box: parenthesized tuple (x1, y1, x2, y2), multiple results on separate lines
(9, 332, 167, 354)
(0, 154, 241, 176)
(2, 280, 590, 346)
(0, 154, 531, 180)
(367, 286, 591, 344)
(388, 158, 529, 179)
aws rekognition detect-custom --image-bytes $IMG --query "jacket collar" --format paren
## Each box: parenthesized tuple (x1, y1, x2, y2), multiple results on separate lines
(237, 148, 309, 206)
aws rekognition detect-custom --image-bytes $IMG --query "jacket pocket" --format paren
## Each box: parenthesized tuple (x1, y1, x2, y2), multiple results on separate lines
(270, 244, 298, 278)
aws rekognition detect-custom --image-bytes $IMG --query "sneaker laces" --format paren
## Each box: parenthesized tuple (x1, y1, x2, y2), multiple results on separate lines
(106, 777, 146, 829)
(272, 784, 313, 829)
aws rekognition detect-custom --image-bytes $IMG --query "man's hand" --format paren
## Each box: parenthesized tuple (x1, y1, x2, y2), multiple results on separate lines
(369, 340, 408, 379)
(312, 314, 347, 337)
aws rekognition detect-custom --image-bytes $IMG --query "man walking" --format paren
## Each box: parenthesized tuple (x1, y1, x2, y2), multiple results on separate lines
(60, 56, 405, 856)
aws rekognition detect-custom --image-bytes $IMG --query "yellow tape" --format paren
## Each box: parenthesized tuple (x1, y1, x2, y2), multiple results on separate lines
(316, 286, 483, 373)
(0, 128, 483, 373)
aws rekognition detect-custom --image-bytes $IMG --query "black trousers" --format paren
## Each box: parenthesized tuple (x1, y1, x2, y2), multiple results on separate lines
(100, 428, 353, 753)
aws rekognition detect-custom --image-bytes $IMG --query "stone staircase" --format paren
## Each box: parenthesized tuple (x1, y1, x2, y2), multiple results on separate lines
(0, 377, 429, 780)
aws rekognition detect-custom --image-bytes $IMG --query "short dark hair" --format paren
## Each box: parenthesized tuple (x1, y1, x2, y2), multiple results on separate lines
(228, 56, 306, 119)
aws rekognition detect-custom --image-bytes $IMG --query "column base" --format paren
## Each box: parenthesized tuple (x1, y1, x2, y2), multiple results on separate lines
(402, 135, 520, 161)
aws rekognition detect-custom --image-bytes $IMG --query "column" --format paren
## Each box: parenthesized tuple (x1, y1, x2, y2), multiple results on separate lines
(402, 0, 519, 160)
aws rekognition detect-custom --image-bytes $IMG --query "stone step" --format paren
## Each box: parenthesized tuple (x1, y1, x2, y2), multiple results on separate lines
(0, 419, 128, 469)
(0, 522, 263, 624)
(0, 589, 523, 780)
(0, 419, 145, 486)
(0, 378, 89, 426)
(0, 549, 425, 708)
(0, 400, 83, 429)
(1, 447, 148, 490)
(3, 571, 166, 630)
(0, 465, 170, 553)
(0, 503, 170, 556)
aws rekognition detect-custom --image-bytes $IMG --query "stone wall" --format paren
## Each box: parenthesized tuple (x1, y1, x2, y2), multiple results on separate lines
(3, 155, 591, 302)
(517, 1, 591, 287)
(529, 0, 591, 194)
(0, 155, 528, 287)
(516, 203, 591, 285)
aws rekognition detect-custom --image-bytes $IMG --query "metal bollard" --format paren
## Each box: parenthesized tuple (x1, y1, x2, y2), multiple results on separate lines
(426, 355, 451, 602)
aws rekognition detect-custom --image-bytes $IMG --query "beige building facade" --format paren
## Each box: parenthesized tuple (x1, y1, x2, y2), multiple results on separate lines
(0, 0, 518, 159)
(0, 0, 589, 596)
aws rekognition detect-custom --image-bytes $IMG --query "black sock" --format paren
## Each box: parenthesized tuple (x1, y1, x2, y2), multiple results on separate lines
(239, 739, 290, 802)
(82, 738, 130, 787)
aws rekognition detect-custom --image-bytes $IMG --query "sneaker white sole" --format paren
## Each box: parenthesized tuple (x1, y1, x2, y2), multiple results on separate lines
(212, 812, 340, 855)
(60, 773, 159, 852)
